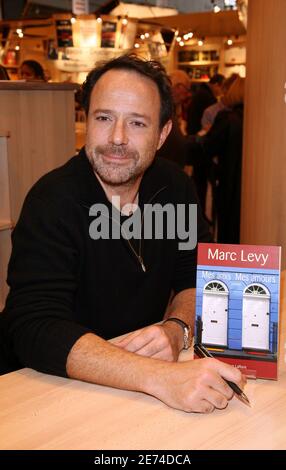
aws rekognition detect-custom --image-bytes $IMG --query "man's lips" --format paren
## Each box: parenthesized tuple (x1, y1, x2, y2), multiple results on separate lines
(102, 153, 132, 162)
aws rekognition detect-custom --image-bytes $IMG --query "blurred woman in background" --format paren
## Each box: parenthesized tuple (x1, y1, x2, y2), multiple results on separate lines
(18, 60, 46, 81)
(187, 76, 245, 243)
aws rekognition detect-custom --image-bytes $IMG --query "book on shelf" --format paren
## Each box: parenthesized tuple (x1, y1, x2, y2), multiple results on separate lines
(195, 243, 281, 380)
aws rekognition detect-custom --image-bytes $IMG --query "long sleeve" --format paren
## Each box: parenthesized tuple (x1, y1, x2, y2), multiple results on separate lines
(0, 154, 213, 376)
(200, 111, 229, 157)
(1, 194, 91, 376)
(187, 110, 229, 166)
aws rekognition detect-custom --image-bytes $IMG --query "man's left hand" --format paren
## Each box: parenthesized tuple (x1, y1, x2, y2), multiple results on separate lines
(114, 322, 183, 362)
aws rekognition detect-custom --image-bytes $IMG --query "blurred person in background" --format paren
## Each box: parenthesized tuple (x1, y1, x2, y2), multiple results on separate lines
(200, 74, 239, 134)
(18, 60, 46, 81)
(156, 69, 191, 169)
(187, 76, 245, 244)
(186, 73, 225, 212)
(187, 73, 225, 135)
(169, 69, 191, 134)
(0, 65, 10, 80)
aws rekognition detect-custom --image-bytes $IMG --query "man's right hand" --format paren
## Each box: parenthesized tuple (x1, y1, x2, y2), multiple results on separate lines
(67, 333, 247, 414)
(147, 357, 246, 413)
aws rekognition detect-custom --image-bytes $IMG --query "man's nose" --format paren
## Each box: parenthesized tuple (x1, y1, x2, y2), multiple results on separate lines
(109, 119, 128, 145)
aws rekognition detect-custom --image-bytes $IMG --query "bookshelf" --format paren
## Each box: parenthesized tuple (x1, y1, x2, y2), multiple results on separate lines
(177, 47, 221, 81)
(176, 37, 246, 80)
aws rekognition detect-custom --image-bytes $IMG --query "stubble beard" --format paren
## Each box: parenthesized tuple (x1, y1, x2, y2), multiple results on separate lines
(86, 143, 154, 187)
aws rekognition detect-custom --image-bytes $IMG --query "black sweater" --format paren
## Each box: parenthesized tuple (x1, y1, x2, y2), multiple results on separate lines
(0, 149, 210, 376)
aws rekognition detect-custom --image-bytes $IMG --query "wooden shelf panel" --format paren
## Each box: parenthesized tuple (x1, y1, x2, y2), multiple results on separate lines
(191, 79, 209, 83)
(0, 82, 79, 91)
(225, 62, 246, 66)
(179, 61, 220, 66)
(1, 64, 18, 69)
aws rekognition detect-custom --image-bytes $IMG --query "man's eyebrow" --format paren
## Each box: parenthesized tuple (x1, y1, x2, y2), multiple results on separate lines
(91, 109, 151, 122)
(128, 112, 151, 122)
(91, 108, 114, 115)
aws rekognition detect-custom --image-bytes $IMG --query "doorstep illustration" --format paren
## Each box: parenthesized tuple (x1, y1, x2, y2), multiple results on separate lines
(199, 280, 271, 352)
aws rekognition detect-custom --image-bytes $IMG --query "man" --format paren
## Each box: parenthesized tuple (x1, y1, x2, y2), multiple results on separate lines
(187, 74, 225, 136)
(200, 74, 238, 133)
(188, 76, 245, 244)
(169, 69, 191, 134)
(187, 74, 225, 214)
(0, 55, 245, 413)
(156, 69, 191, 168)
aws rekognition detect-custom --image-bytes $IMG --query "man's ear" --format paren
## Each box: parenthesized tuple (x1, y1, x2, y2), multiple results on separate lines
(157, 119, 173, 150)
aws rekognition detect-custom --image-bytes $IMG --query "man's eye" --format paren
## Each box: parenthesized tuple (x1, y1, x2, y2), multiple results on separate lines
(131, 121, 146, 127)
(95, 116, 110, 121)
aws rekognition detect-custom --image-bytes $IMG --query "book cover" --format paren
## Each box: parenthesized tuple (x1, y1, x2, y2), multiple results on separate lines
(101, 21, 117, 48)
(56, 19, 73, 48)
(195, 243, 281, 380)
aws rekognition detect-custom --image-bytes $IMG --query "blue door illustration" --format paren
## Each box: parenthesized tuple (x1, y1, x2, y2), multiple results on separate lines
(202, 281, 229, 347)
(242, 284, 270, 350)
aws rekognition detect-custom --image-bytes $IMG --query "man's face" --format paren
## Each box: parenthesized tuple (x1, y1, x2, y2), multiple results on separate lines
(19, 64, 38, 81)
(172, 83, 190, 106)
(85, 69, 171, 187)
(210, 82, 223, 98)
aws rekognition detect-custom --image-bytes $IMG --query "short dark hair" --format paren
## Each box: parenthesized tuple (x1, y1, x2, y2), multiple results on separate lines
(0, 65, 10, 80)
(21, 60, 45, 80)
(209, 73, 225, 85)
(80, 54, 173, 129)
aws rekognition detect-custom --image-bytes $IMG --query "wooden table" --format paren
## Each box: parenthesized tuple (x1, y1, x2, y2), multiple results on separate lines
(0, 274, 285, 450)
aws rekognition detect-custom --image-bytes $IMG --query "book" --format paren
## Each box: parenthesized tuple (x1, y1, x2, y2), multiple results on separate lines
(101, 21, 117, 48)
(195, 243, 281, 380)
